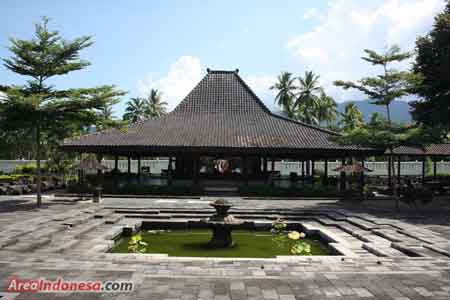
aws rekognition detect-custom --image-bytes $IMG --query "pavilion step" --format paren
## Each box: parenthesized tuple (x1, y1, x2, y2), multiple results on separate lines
(203, 186, 239, 196)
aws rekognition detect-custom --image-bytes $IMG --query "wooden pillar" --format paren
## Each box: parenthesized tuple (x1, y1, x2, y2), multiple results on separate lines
(168, 157, 173, 186)
(127, 156, 131, 175)
(96, 154, 103, 176)
(271, 159, 275, 172)
(397, 156, 401, 185)
(243, 155, 248, 185)
(263, 157, 268, 182)
(311, 160, 315, 186)
(340, 158, 346, 192)
(422, 156, 426, 183)
(193, 155, 199, 184)
(137, 157, 141, 177)
(388, 156, 392, 189)
(301, 161, 305, 184)
(114, 155, 119, 171)
(360, 159, 365, 187)
(433, 157, 437, 179)
(323, 159, 328, 186)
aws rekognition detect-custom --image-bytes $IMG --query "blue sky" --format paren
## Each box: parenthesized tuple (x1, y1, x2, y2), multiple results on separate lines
(0, 0, 445, 116)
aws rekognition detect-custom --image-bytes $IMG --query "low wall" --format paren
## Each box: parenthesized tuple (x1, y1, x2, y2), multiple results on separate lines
(2, 159, 450, 176)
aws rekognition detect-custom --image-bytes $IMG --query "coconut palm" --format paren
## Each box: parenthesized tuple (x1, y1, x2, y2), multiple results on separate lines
(295, 71, 322, 125)
(123, 97, 147, 123)
(340, 103, 364, 131)
(270, 72, 297, 118)
(368, 112, 386, 128)
(316, 91, 338, 126)
(145, 89, 168, 118)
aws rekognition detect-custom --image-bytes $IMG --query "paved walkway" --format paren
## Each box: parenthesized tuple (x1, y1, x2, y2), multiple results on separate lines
(0, 195, 450, 299)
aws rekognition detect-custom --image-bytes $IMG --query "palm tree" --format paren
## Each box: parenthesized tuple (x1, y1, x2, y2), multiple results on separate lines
(270, 72, 297, 118)
(123, 97, 147, 123)
(145, 89, 168, 118)
(316, 91, 338, 126)
(368, 112, 386, 128)
(295, 71, 322, 125)
(340, 103, 364, 131)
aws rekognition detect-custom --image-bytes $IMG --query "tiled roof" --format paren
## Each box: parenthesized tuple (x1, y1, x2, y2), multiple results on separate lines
(62, 69, 376, 155)
(387, 144, 450, 156)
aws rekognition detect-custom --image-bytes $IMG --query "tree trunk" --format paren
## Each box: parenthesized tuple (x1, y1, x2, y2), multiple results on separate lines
(386, 104, 391, 125)
(36, 124, 42, 208)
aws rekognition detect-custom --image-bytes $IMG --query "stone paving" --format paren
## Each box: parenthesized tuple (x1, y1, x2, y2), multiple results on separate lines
(0, 195, 450, 299)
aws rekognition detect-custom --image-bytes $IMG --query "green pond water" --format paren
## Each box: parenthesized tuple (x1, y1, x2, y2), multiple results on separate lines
(111, 229, 335, 258)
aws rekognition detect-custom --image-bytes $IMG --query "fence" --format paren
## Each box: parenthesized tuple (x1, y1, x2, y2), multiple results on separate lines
(2, 159, 450, 176)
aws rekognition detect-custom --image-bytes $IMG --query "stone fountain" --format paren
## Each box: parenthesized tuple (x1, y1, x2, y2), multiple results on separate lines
(202, 199, 243, 248)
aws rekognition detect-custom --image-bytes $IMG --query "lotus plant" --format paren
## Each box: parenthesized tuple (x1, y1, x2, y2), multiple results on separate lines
(127, 234, 149, 253)
(271, 219, 311, 255)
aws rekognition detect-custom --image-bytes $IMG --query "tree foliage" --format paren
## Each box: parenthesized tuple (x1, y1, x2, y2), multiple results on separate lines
(123, 89, 167, 123)
(340, 103, 364, 131)
(271, 70, 337, 126)
(0, 17, 126, 206)
(334, 45, 418, 124)
(270, 72, 297, 119)
(410, 1, 450, 140)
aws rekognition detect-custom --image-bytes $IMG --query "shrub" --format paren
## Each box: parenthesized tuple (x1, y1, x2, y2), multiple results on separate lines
(13, 163, 37, 174)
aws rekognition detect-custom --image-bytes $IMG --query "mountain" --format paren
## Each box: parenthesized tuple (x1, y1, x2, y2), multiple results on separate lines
(337, 100, 412, 123)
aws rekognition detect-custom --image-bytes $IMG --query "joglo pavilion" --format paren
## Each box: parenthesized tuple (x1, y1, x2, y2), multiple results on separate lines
(61, 69, 449, 190)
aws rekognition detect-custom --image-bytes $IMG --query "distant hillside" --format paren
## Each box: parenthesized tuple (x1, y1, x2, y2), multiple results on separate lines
(337, 100, 412, 123)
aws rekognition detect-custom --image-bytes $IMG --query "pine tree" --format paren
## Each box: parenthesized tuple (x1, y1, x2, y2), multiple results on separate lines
(334, 45, 418, 124)
(0, 17, 125, 207)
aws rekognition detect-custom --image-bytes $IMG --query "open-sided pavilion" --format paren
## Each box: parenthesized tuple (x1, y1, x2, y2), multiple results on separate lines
(61, 69, 381, 187)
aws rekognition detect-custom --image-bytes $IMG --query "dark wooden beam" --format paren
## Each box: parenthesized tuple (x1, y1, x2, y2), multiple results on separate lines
(323, 159, 328, 186)
(397, 156, 401, 185)
(114, 155, 119, 171)
(127, 157, 131, 175)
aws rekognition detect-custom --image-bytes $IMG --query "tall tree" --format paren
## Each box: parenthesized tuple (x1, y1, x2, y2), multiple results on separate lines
(316, 91, 338, 127)
(123, 97, 147, 123)
(410, 1, 450, 140)
(270, 72, 297, 119)
(334, 45, 416, 124)
(0, 17, 125, 207)
(340, 103, 364, 131)
(145, 89, 167, 118)
(295, 71, 322, 125)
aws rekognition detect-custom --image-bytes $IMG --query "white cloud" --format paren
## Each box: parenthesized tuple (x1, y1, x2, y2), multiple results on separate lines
(303, 7, 323, 21)
(138, 56, 279, 111)
(137, 56, 203, 111)
(244, 75, 277, 109)
(287, 0, 445, 102)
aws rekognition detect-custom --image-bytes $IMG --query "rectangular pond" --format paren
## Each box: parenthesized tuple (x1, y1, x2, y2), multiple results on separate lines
(111, 229, 337, 258)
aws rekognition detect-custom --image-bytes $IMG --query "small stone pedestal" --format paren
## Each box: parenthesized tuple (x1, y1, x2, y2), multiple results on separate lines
(203, 199, 243, 248)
